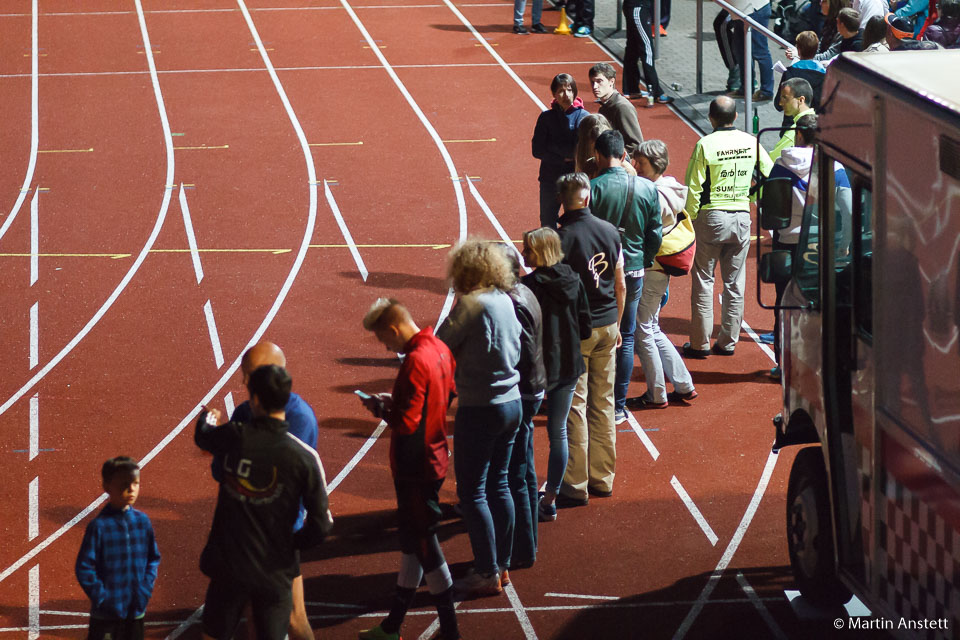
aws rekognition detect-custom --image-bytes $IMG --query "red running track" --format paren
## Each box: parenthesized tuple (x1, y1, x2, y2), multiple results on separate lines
(0, 2, 822, 639)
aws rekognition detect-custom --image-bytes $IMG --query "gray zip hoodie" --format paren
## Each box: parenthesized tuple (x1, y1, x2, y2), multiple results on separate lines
(651, 175, 689, 272)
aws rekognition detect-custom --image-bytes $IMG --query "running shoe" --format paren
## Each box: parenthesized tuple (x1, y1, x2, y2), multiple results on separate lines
(538, 496, 558, 522)
(454, 568, 502, 597)
(625, 394, 668, 409)
(758, 332, 775, 344)
(574, 25, 592, 37)
(358, 626, 401, 640)
(615, 409, 628, 424)
(513, 24, 529, 34)
(530, 23, 548, 33)
(667, 389, 698, 403)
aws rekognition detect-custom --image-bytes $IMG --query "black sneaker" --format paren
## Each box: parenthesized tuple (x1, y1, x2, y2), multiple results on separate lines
(530, 23, 548, 33)
(513, 24, 529, 34)
(588, 486, 613, 498)
(555, 493, 589, 508)
(711, 343, 735, 356)
(680, 342, 710, 359)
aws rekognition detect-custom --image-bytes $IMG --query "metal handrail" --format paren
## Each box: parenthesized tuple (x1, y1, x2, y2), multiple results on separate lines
(697, 0, 792, 131)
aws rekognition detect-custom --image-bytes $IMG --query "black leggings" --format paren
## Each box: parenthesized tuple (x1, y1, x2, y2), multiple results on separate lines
(622, 0, 661, 97)
(395, 479, 446, 572)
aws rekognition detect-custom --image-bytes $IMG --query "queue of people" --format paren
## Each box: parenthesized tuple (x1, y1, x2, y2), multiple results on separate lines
(70, 29, 938, 635)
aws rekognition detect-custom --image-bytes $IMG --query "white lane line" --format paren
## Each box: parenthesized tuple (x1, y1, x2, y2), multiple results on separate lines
(202, 300, 225, 369)
(624, 410, 659, 461)
(465, 178, 528, 273)
(545, 592, 619, 601)
(29, 394, 38, 460)
(29, 302, 38, 369)
(28, 477, 39, 540)
(28, 565, 39, 640)
(438, 0, 546, 111)
(0, 0, 175, 423)
(416, 602, 462, 640)
(0, 4, 514, 17)
(735, 572, 788, 640)
(30, 190, 38, 285)
(670, 476, 719, 547)
(327, 421, 387, 493)
(503, 583, 538, 640)
(38, 611, 89, 617)
(333, 0, 466, 328)
(0, 0, 38, 245)
(224, 391, 235, 418)
(323, 180, 368, 281)
(672, 449, 780, 640)
(0, 61, 608, 79)
(178, 185, 204, 284)
(304, 601, 365, 609)
(0, 0, 322, 587)
(742, 320, 776, 363)
(165, 605, 203, 640)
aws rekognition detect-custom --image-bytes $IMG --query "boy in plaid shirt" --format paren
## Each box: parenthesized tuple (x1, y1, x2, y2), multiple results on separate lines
(76, 456, 161, 640)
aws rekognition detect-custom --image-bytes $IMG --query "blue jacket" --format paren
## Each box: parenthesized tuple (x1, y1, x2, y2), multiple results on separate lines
(213, 391, 318, 532)
(75, 505, 160, 620)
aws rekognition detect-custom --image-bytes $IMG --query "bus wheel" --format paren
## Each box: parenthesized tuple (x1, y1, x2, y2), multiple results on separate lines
(786, 446, 852, 606)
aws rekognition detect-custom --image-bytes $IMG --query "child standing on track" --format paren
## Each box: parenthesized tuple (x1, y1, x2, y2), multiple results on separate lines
(357, 298, 461, 640)
(75, 456, 161, 640)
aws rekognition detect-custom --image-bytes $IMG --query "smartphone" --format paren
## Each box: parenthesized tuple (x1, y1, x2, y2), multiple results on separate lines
(354, 390, 373, 401)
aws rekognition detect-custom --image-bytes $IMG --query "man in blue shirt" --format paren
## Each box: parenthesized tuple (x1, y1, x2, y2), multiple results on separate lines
(211, 341, 319, 640)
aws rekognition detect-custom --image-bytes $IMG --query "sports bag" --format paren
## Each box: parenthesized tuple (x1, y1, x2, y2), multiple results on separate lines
(655, 211, 696, 276)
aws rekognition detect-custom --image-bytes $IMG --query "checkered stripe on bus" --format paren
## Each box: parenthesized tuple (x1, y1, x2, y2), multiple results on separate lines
(877, 471, 960, 639)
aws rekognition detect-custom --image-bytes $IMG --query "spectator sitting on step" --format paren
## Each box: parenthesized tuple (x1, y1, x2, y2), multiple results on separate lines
(925, 0, 960, 47)
(860, 13, 892, 49)
(885, 11, 941, 47)
(814, 7, 863, 61)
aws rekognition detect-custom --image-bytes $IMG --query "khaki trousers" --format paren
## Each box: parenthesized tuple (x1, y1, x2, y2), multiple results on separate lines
(561, 322, 619, 499)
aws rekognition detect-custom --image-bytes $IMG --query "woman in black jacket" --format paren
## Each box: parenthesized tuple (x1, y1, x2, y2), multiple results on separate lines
(520, 227, 592, 522)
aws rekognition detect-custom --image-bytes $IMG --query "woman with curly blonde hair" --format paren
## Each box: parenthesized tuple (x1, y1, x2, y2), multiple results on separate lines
(437, 239, 523, 597)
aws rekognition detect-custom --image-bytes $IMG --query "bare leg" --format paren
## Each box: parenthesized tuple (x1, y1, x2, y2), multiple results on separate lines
(288, 574, 315, 640)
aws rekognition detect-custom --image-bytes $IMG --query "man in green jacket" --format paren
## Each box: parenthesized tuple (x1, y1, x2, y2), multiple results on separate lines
(590, 129, 662, 419)
(769, 77, 816, 160)
(682, 96, 772, 358)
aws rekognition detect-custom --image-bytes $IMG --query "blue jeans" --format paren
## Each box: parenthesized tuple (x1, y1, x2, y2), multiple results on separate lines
(543, 378, 576, 496)
(454, 400, 521, 576)
(508, 396, 541, 566)
(614, 274, 643, 413)
(514, 0, 543, 26)
(733, 3, 774, 95)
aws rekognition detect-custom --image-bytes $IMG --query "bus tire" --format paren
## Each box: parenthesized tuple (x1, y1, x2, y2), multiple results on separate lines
(786, 446, 852, 606)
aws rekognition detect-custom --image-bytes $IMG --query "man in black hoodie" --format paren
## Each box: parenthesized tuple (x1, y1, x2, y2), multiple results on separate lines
(556, 172, 626, 503)
(196, 365, 333, 640)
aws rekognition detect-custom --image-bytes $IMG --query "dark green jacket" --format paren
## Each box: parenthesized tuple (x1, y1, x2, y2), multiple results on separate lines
(589, 167, 662, 271)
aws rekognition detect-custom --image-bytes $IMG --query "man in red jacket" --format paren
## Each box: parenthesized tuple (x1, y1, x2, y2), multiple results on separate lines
(357, 298, 461, 640)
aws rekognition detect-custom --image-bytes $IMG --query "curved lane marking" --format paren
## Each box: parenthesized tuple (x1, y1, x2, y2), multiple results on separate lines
(0, 0, 38, 244)
(0, 0, 174, 422)
(333, 0, 466, 326)
(0, 0, 182, 585)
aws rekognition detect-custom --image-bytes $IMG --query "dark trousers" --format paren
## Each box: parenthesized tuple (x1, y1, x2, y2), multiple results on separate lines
(570, 0, 594, 28)
(623, 1, 662, 96)
(87, 617, 144, 640)
(714, 10, 737, 70)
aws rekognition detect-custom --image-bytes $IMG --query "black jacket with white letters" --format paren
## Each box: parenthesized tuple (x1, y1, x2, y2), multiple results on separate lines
(195, 413, 333, 591)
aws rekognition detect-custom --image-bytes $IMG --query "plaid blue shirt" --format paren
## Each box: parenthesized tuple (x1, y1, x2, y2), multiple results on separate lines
(75, 504, 160, 619)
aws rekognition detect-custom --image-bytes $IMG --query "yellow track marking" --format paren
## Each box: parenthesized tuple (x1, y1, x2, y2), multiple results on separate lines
(38, 148, 93, 154)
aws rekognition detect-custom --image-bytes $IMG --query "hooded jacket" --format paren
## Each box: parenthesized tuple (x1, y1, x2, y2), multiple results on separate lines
(521, 263, 593, 388)
(532, 97, 588, 181)
(195, 414, 333, 591)
(925, 17, 960, 47)
(650, 175, 689, 272)
(505, 283, 547, 397)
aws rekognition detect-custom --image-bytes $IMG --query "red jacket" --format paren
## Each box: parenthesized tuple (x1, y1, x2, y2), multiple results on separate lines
(387, 327, 456, 481)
